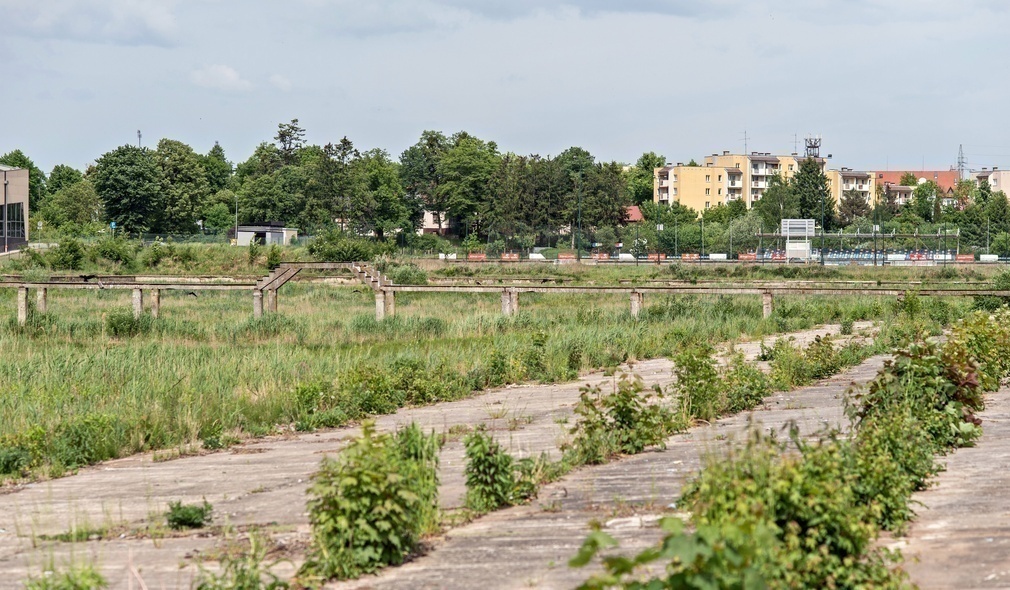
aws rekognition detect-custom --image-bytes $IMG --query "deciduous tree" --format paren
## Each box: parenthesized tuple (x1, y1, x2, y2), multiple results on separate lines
(91, 145, 163, 234)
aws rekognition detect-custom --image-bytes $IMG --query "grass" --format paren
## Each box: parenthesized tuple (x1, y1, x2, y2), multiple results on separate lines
(0, 255, 978, 480)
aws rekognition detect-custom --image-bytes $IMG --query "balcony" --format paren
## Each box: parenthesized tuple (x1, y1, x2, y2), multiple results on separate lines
(659, 180, 670, 188)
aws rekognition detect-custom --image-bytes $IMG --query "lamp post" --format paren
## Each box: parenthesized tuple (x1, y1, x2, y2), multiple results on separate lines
(2, 169, 7, 253)
(820, 192, 825, 266)
(575, 172, 582, 262)
(234, 191, 239, 245)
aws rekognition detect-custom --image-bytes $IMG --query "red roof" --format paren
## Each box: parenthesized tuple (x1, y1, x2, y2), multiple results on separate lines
(874, 170, 959, 193)
(626, 205, 644, 223)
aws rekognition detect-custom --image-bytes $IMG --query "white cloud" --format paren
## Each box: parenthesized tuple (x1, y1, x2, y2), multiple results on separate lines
(190, 65, 253, 92)
(269, 75, 293, 92)
(0, 0, 179, 46)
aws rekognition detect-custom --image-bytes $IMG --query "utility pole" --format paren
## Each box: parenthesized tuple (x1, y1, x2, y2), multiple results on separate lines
(576, 172, 582, 261)
(137, 130, 142, 148)
(958, 144, 967, 181)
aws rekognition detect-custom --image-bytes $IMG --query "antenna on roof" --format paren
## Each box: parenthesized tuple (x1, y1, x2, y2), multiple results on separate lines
(742, 130, 748, 155)
(804, 136, 821, 159)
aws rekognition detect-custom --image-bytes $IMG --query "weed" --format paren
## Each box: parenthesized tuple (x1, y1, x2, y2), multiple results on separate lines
(196, 533, 290, 590)
(24, 561, 107, 590)
(166, 500, 214, 530)
(463, 431, 515, 513)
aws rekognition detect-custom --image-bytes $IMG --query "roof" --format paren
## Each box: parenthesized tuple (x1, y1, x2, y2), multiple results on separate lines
(626, 206, 644, 223)
(0, 165, 22, 172)
(725, 168, 743, 175)
(874, 170, 959, 192)
(749, 155, 780, 163)
(838, 170, 870, 178)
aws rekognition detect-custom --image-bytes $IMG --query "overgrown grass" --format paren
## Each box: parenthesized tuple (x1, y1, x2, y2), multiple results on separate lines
(0, 262, 974, 480)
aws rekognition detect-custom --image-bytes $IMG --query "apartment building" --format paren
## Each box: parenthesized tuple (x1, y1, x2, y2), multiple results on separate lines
(653, 150, 814, 213)
(975, 167, 1010, 193)
(826, 168, 875, 207)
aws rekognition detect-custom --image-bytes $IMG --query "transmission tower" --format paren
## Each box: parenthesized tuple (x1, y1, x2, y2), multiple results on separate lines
(804, 136, 821, 159)
(957, 144, 966, 180)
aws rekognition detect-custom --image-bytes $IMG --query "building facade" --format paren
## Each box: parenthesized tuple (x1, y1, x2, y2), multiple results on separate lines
(826, 168, 875, 207)
(654, 151, 814, 213)
(0, 165, 29, 250)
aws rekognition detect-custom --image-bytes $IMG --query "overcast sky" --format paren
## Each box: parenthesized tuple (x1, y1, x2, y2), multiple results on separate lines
(2, 0, 1008, 174)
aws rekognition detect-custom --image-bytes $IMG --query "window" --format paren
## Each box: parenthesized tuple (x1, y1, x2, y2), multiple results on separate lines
(705, 188, 711, 195)
(705, 175, 711, 182)
(735, 163, 740, 168)
(4, 203, 24, 239)
(705, 201, 711, 209)
(788, 165, 794, 171)
(718, 189, 722, 195)
(718, 175, 722, 182)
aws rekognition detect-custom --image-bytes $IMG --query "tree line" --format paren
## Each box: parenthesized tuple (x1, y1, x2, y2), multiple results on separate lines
(3, 120, 666, 245)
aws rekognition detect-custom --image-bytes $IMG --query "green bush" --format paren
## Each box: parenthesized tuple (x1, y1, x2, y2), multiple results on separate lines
(308, 229, 390, 262)
(48, 239, 86, 270)
(91, 237, 136, 267)
(266, 244, 282, 270)
(196, 534, 289, 590)
(721, 352, 772, 414)
(672, 344, 721, 421)
(300, 421, 440, 582)
(105, 308, 153, 337)
(385, 263, 428, 285)
(565, 376, 678, 466)
(166, 500, 213, 530)
(464, 430, 515, 513)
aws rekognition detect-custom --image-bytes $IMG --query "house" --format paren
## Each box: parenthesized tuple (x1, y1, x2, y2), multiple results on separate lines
(0, 165, 29, 251)
(235, 223, 298, 246)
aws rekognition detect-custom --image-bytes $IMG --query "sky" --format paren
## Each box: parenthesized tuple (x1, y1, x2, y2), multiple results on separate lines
(2, 0, 1009, 175)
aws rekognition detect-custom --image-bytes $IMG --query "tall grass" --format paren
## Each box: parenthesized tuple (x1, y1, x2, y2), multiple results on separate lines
(0, 271, 972, 479)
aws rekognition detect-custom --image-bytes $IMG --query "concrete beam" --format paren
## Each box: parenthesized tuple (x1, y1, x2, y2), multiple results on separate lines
(762, 292, 774, 319)
(253, 290, 264, 319)
(35, 288, 47, 314)
(132, 288, 143, 319)
(151, 289, 161, 319)
(501, 289, 513, 316)
(17, 286, 27, 326)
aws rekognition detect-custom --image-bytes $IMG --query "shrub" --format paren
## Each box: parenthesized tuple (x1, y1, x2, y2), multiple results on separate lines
(265, 244, 282, 270)
(672, 344, 720, 422)
(48, 239, 86, 270)
(105, 308, 153, 337)
(464, 430, 515, 513)
(166, 500, 213, 530)
(385, 263, 427, 285)
(565, 376, 678, 466)
(721, 352, 772, 414)
(92, 237, 136, 266)
(300, 421, 440, 582)
(308, 229, 388, 262)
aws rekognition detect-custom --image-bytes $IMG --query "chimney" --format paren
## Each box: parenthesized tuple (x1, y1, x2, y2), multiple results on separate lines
(676, 162, 682, 166)
(723, 150, 729, 155)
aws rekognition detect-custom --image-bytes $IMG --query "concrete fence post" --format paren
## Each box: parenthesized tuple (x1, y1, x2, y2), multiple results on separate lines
(762, 291, 774, 319)
(17, 286, 27, 326)
(501, 289, 513, 316)
(253, 289, 264, 319)
(375, 291, 387, 321)
(151, 289, 161, 319)
(509, 289, 519, 315)
(383, 290, 395, 318)
(36, 288, 47, 314)
(266, 289, 277, 313)
(630, 291, 644, 319)
(132, 288, 143, 319)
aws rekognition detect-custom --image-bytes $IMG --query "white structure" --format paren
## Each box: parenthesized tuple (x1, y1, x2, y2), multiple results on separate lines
(236, 225, 298, 246)
(782, 219, 815, 261)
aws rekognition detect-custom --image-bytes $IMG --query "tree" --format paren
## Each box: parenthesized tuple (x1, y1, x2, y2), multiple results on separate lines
(581, 162, 630, 230)
(793, 158, 835, 229)
(203, 202, 234, 233)
(203, 142, 233, 193)
(400, 131, 450, 231)
(0, 150, 46, 210)
(47, 164, 83, 196)
(838, 189, 870, 226)
(898, 172, 918, 187)
(42, 179, 104, 229)
(753, 173, 798, 230)
(91, 145, 163, 234)
(353, 149, 411, 240)
(275, 119, 306, 165)
(436, 133, 500, 232)
(908, 180, 939, 222)
(625, 152, 665, 206)
(155, 138, 210, 233)
(235, 142, 283, 182)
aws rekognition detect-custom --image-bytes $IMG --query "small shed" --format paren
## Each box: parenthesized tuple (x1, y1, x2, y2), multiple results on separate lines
(236, 225, 298, 246)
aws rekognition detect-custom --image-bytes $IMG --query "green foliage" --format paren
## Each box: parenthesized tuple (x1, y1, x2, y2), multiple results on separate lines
(49, 239, 86, 270)
(105, 308, 153, 337)
(464, 430, 515, 513)
(307, 229, 387, 262)
(24, 562, 108, 590)
(721, 352, 772, 415)
(681, 428, 908, 588)
(300, 421, 440, 582)
(92, 144, 164, 234)
(91, 237, 136, 267)
(247, 240, 262, 266)
(571, 517, 770, 590)
(166, 500, 214, 530)
(672, 344, 721, 421)
(265, 244, 282, 270)
(565, 376, 678, 466)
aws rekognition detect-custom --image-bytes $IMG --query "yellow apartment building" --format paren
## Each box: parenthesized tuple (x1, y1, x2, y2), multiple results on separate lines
(654, 150, 816, 214)
(825, 168, 875, 208)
